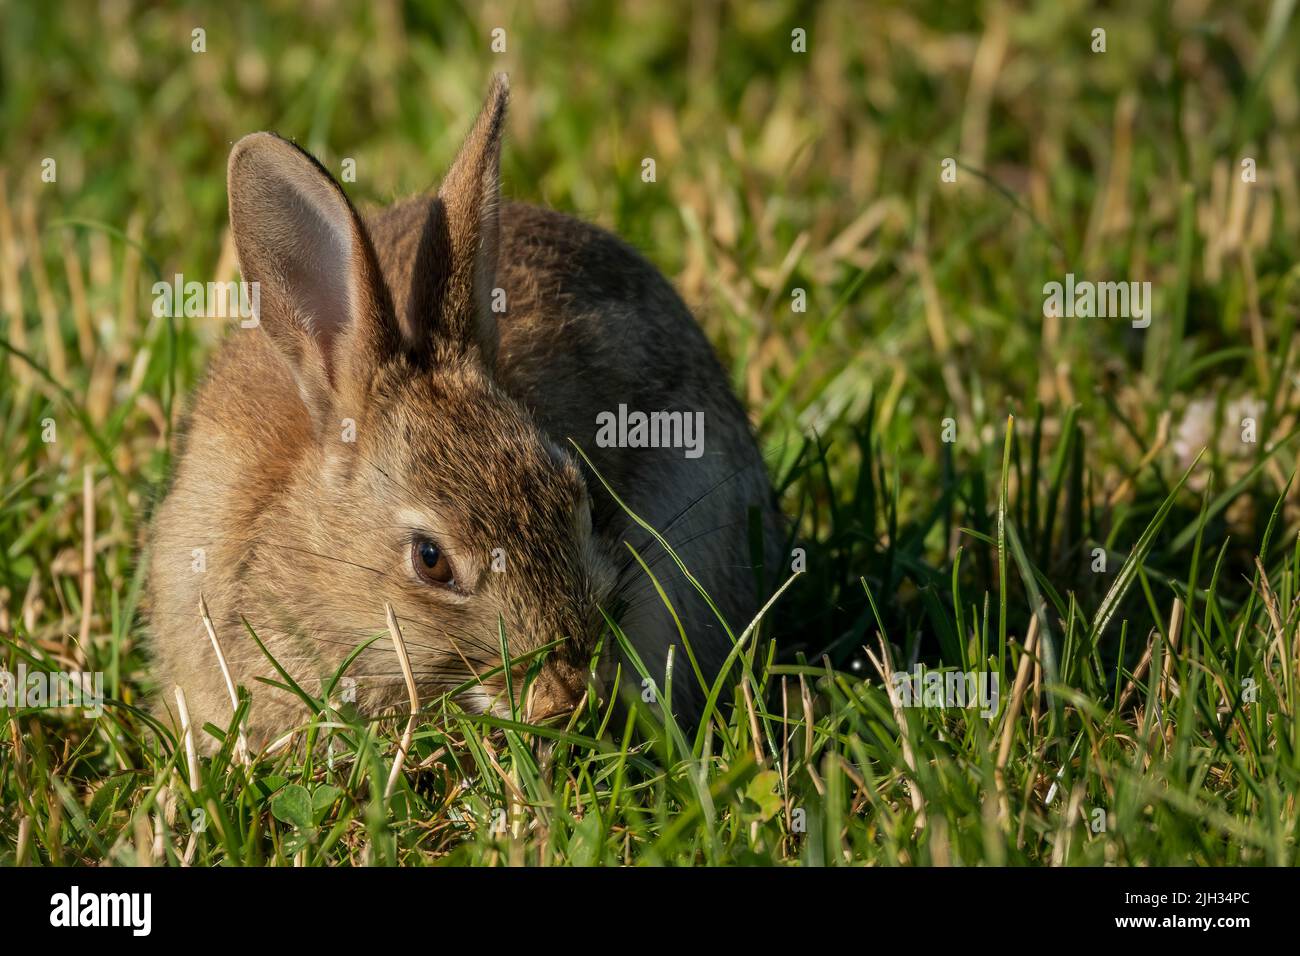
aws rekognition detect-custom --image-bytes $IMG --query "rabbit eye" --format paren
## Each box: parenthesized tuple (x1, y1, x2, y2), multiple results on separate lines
(411, 537, 454, 586)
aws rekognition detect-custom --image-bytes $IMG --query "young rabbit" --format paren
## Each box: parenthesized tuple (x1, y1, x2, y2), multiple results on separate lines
(147, 74, 785, 751)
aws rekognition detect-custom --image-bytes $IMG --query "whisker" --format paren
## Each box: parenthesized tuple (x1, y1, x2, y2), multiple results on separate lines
(615, 517, 751, 597)
(612, 457, 768, 581)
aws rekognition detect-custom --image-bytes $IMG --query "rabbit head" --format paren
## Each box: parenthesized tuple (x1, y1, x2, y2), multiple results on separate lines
(223, 75, 613, 722)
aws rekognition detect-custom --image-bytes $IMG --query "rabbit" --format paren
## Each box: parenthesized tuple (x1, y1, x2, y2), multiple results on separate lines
(146, 74, 786, 753)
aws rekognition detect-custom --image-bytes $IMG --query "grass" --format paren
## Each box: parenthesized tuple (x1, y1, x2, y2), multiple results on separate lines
(2, 0, 1300, 866)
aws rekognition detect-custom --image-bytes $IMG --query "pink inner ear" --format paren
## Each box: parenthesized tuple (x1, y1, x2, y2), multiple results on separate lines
(273, 188, 356, 355)
(228, 132, 401, 424)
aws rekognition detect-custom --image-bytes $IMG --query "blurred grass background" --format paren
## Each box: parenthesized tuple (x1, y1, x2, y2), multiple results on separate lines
(2, 0, 1300, 866)
(4, 0, 1299, 514)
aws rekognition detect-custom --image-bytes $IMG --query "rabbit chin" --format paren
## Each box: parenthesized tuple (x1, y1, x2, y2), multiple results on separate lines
(453, 662, 598, 723)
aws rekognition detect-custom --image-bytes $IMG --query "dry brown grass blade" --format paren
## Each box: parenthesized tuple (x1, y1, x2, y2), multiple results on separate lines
(740, 667, 765, 769)
(15, 815, 32, 866)
(780, 675, 792, 835)
(0, 171, 31, 391)
(383, 603, 420, 802)
(75, 465, 94, 664)
(1239, 244, 1276, 410)
(116, 211, 143, 356)
(199, 593, 250, 766)
(132, 812, 154, 866)
(173, 686, 201, 792)
(957, 7, 1007, 179)
(1254, 557, 1292, 717)
(59, 228, 95, 363)
(863, 631, 926, 830)
(995, 614, 1040, 827)
(1159, 597, 1184, 707)
(20, 196, 67, 382)
(798, 671, 824, 796)
(1117, 626, 1159, 713)
(1031, 636, 1042, 739)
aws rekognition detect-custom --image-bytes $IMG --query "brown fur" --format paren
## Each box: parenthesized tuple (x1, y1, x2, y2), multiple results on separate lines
(146, 75, 784, 751)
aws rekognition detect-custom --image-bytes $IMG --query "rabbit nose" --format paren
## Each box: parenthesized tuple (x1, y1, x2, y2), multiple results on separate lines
(525, 660, 589, 722)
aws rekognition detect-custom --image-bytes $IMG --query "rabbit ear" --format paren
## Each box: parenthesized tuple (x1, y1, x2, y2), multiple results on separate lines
(227, 133, 398, 429)
(432, 73, 508, 365)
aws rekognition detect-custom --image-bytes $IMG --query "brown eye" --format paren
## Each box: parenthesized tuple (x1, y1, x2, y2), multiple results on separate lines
(411, 537, 454, 586)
